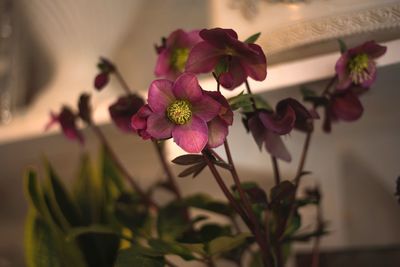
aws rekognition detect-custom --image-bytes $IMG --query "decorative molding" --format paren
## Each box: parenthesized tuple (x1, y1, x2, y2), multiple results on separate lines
(263, 2, 400, 54)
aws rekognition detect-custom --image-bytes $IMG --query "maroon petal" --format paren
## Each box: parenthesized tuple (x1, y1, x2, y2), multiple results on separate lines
(264, 131, 291, 162)
(242, 43, 267, 82)
(185, 42, 222, 73)
(148, 79, 175, 113)
(199, 28, 238, 49)
(173, 73, 202, 102)
(219, 57, 247, 89)
(360, 61, 377, 88)
(207, 117, 228, 148)
(331, 92, 363, 121)
(278, 98, 314, 132)
(109, 95, 145, 133)
(192, 93, 221, 122)
(94, 73, 109, 90)
(204, 91, 234, 125)
(146, 113, 174, 139)
(172, 116, 208, 153)
(187, 30, 202, 46)
(131, 104, 152, 131)
(154, 49, 173, 78)
(359, 41, 387, 59)
(335, 53, 352, 90)
(259, 106, 295, 135)
(248, 114, 265, 150)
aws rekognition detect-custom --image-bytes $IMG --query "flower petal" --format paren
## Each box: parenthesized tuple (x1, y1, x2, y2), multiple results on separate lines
(146, 113, 174, 139)
(154, 49, 173, 78)
(331, 92, 363, 121)
(199, 28, 238, 49)
(185, 42, 222, 73)
(248, 114, 265, 150)
(173, 73, 202, 102)
(219, 58, 247, 89)
(259, 106, 295, 135)
(207, 117, 228, 148)
(358, 41, 387, 59)
(172, 116, 208, 153)
(192, 94, 221, 122)
(148, 79, 175, 113)
(264, 131, 291, 162)
(242, 43, 267, 82)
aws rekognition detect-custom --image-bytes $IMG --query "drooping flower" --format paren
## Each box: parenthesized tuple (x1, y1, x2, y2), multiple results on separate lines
(94, 57, 115, 90)
(335, 41, 386, 90)
(109, 94, 145, 133)
(204, 91, 234, 148)
(154, 29, 201, 80)
(144, 73, 221, 153)
(323, 89, 364, 133)
(186, 28, 267, 90)
(45, 106, 84, 144)
(131, 104, 153, 140)
(78, 93, 92, 124)
(245, 98, 314, 162)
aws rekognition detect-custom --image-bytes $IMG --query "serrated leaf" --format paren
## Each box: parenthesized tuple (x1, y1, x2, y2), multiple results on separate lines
(244, 32, 261, 44)
(178, 162, 207, 178)
(208, 233, 252, 256)
(172, 154, 204, 165)
(338, 39, 347, 54)
(228, 93, 272, 112)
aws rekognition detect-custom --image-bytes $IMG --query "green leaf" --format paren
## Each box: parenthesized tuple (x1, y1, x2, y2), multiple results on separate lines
(114, 193, 150, 231)
(244, 32, 261, 44)
(148, 239, 196, 261)
(184, 194, 234, 217)
(115, 248, 165, 267)
(338, 39, 347, 54)
(66, 225, 120, 242)
(249, 251, 263, 267)
(228, 92, 272, 112)
(214, 58, 229, 77)
(172, 154, 204, 165)
(44, 159, 81, 228)
(283, 212, 301, 238)
(25, 169, 46, 216)
(208, 232, 252, 256)
(101, 145, 125, 197)
(300, 86, 318, 99)
(157, 202, 188, 241)
(199, 224, 231, 243)
(25, 212, 62, 267)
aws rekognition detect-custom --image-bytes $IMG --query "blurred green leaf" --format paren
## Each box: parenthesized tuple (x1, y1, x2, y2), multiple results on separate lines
(25, 169, 46, 216)
(148, 239, 196, 261)
(208, 232, 252, 256)
(338, 39, 347, 54)
(157, 202, 188, 241)
(228, 93, 272, 112)
(101, 145, 125, 198)
(115, 248, 165, 267)
(244, 32, 261, 44)
(114, 193, 149, 231)
(184, 194, 233, 217)
(66, 225, 120, 242)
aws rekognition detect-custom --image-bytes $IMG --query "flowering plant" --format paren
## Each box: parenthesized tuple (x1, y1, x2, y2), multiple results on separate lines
(24, 28, 386, 267)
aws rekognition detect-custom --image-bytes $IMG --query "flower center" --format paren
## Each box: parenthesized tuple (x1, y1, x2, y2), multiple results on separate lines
(171, 48, 189, 72)
(167, 100, 192, 125)
(348, 54, 369, 74)
(224, 47, 236, 56)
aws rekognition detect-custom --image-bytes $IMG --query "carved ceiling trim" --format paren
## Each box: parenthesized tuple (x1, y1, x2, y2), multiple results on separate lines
(263, 2, 400, 54)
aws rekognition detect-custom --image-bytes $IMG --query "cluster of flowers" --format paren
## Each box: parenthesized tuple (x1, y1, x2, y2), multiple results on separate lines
(46, 28, 386, 159)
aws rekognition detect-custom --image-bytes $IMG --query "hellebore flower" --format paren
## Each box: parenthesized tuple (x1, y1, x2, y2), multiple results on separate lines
(323, 90, 364, 133)
(131, 104, 153, 140)
(186, 28, 267, 89)
(245, 98, 314, 162)
(335, 41, 386, 90)
(109, 94, 145, 133)
(145, 73, 221, 153)
(204, 91, 234, 148)
(154, 29, 201, 80)
(94, 57, 115, 90)
(45, 106, 84, 144)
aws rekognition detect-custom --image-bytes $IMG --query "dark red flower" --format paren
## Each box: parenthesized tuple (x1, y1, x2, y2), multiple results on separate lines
(245, 98, 314, 161)
(335, 41, 386, 90)
(154, 29, 201, 80)
(94, 58, 115, 91)
(109, 94, 145, 133)
(323, 90, 364, 133)
(45, 106, 84, 144)
(186, 28, 267, 90)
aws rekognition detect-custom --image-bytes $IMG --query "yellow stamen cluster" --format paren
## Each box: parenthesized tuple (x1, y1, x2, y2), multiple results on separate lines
(348, 54, 371, 84)
(167, 100, 192, 125)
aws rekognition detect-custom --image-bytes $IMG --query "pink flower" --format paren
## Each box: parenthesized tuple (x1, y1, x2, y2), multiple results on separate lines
(144, 73, 221, 153)
(131, 104, 152, 140)
(109, 94, 145, 133)
(45, 107, 84, 144)
(335, 41, 386, 90)
(186, 28, 267, 90)
(204, 91, 234, 148)
(154, 29, 201, 80)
